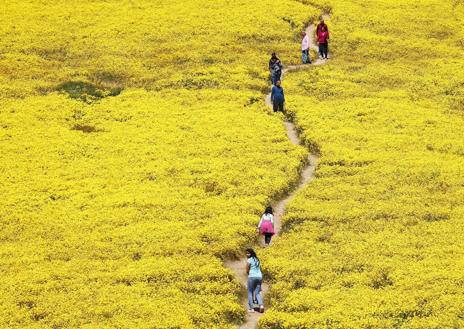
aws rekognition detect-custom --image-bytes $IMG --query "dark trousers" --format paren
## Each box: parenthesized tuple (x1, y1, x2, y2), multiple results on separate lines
(273, 99, 284, 112)
(319, 43, 328, 58)
(271, 71, 281, 85)
(264, 233, 273, 244)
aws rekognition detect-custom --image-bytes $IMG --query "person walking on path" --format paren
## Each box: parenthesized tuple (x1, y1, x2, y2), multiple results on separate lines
(271, 80, 285, 113)
(316, 16, 329, 36)
(301, 31, 311, 64)
(317, 25, 329, 59)
(269, 53, 283, 85)
(316, 17, 329, 59)
(246, 248, 264, 313)
(258, 206, 275, 246)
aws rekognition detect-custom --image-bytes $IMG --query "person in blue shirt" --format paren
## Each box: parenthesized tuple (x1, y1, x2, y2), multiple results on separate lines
(246, 248, 264, 313)
(271, 80, 285, 112)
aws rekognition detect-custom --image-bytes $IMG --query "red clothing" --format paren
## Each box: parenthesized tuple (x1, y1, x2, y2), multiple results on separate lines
(316, 22, 329, 35)
(317, 31, 329, 44)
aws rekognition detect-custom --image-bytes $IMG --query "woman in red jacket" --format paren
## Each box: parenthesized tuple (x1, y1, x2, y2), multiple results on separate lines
(317, 25, 329, 60)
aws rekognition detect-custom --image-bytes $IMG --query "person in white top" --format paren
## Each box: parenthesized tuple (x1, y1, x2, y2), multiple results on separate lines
(258, 206, 275, 246)
(301, 31, 312, 64)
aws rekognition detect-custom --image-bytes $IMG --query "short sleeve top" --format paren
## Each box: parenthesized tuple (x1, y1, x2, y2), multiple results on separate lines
(247, 257, 263, 279)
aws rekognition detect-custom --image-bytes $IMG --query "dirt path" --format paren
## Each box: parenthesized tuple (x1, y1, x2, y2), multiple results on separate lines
(225, 19, 327, 329)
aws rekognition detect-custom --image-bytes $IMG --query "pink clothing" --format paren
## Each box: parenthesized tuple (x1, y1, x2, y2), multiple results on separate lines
(301, 35, 310, 51)
(317, 31, 329, 44)
(260, 221, 275, 235)
(258, 214, 275, 235)
(316, 22, 329, 35)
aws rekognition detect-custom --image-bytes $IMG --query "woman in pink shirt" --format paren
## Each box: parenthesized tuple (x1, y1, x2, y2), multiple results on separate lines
(317, 25, 329, 60)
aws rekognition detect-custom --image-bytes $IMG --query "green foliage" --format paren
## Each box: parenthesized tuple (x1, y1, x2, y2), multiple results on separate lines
(56, 81, 122, 103)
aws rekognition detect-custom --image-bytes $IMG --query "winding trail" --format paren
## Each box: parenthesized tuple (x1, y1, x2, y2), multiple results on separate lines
(225, 19, 328, 329)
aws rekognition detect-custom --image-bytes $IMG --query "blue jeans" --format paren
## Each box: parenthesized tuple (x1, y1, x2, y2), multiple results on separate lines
(247, 277, 263, 309)
(302, 49, 311, 64)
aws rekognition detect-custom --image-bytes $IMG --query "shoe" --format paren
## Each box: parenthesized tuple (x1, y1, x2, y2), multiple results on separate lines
(248, 309, 255, 313)
(259, 306, 265, 313)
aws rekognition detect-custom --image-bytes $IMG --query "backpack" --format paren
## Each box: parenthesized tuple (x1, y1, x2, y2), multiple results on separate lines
(270, 60, 281, 73)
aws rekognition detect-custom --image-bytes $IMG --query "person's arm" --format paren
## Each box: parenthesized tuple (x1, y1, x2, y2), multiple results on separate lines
(246, 261, 250, 275)
(271, 87, 275, 102)
(281, 89, 285, 102)
(270, 214, 274, 225)
(258, 215, 264, 229)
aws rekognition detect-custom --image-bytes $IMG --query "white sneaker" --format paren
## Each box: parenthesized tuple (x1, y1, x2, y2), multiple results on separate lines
(248, 309, 255, 313)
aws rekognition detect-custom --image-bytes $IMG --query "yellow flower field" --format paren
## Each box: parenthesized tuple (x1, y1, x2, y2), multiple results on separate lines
(1, 0, 464, 328)
(0, 1, 316, 327)
(260, 0, 464, 328)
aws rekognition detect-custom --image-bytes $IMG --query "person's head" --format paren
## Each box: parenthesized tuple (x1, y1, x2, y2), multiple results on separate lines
(302, 31, 306, 37)
(320, 16, 325, 24)
(271, 52, 277, 59)
(265, 206, 273, 214)
(246, 248, 257, 259)
(275, 80, 281, 87)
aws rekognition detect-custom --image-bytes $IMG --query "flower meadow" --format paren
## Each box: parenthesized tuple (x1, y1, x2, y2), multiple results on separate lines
(1, 1, 314, 328)
(260, 0, 464, 328)
(1, 0, 464, 329)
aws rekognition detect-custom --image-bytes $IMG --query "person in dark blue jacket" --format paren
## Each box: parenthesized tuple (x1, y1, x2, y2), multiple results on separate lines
(271, 80, 285, 112)
(269, 53, 283, 85)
